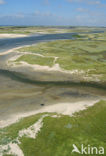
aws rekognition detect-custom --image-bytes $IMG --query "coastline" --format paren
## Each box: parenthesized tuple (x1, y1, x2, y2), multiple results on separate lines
(0, 33, 28, 39)
(0, 41, 105, 129)
(0, 100, 99, 128)
(0, 44, 32, 56)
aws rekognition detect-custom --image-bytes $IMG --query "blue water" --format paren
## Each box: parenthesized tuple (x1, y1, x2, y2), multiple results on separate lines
(0, 31, 104, 53)
(0, 33, 77, 53)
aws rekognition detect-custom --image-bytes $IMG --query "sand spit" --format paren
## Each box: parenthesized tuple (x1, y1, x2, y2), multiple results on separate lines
(0, 47, 23, 56)
(0, 44, 35, 56)
(0, 33, 27, 39)
(0, 100, 99, 128)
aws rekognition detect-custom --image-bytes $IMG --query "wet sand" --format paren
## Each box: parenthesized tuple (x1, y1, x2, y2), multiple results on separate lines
(0, 43, 106, 128)
(0, 63, 105, 127)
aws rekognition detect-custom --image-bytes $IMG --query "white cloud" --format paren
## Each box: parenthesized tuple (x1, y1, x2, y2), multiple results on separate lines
(0, 13, 25, 19)
(44, 0, 49, 5)
(67, 0, 102, 6)
(14, 13, 25, 18)
(77, 8, 89, 13)
(74, 10, 106, 26)
(0, 0, 5, 5)
(42, 0, 50, 6)
(34, 11, 41, 16)
(67, 0, 83, 2)
(34, 11, 56, 17)
(0, 8, 106, 26)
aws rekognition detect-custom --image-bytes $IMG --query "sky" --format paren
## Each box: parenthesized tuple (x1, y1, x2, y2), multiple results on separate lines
(0, 0, 106, 26)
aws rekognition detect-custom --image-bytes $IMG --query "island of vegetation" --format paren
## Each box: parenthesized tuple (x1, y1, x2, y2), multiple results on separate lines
(0, 26, 106, 156)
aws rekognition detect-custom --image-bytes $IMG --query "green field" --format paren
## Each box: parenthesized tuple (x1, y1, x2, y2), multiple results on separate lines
(16, 54, 54, 67)
(1, 28, 106, 156)
(0, 100, 106, 156)
(15, 33, 106, 82)
(0, 26, 106, 35)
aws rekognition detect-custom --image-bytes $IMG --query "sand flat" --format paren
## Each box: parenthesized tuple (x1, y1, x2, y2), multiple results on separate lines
(0, 33, 27, 39)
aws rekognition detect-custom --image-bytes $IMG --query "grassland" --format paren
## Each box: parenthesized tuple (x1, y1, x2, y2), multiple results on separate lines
(16, 55, 54, 67)
(15, 33, 106, 82)
(0, 100, 106, 156)
(0, 26, 106, 35)
(80, 32, 106, 41)
(1, 28, 106, 155)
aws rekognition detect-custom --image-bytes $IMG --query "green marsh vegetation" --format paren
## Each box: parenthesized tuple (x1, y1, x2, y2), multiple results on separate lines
(16, 55, 54, 67)
(16, 33, 106, 82)
(0, 100, 106, 156)
(1, 28, 106, 155)
(0, 26, 105, 35)
(19, 100, 106, 156)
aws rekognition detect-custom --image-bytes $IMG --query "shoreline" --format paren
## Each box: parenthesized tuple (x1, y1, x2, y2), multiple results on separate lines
(0, 47, 22, 56)
(0, 100, 99, 128)
(0, 33, 28, 39)
(0, 44, 34, 56)
(0, 41, 105, 129)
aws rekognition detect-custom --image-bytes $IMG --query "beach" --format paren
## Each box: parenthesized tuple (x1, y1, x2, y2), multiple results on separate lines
(0, 47, 105, 128)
